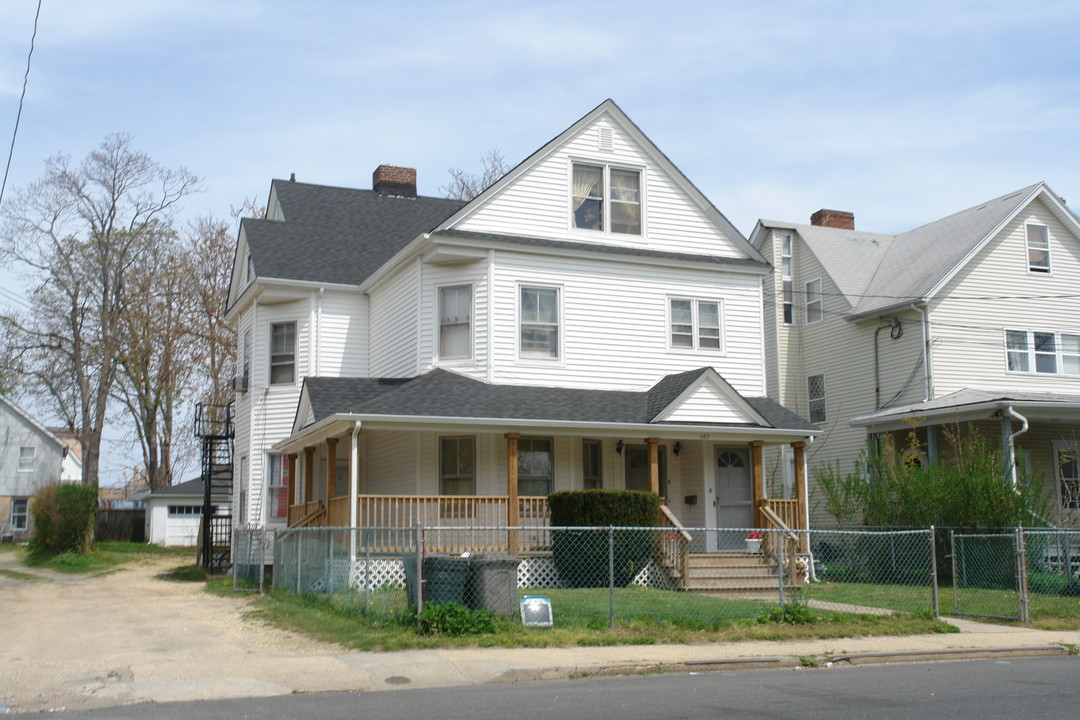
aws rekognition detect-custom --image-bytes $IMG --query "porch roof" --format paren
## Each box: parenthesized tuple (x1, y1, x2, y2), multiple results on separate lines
(281, 368, 816, 449)
(850, 387, 1080, 431)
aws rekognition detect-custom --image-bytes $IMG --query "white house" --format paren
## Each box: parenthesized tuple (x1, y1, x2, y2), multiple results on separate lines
(0, 396, 66, 542)
(144, 477, 231, 547)
(225, 100, 817, 558)
(750, 184, 1080, 525)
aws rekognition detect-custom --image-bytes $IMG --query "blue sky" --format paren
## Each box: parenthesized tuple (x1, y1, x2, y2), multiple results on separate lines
(2, 0, 1080, 483)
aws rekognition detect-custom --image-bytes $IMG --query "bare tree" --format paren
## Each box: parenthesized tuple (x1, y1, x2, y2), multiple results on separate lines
(440, 148, 509, 201)
(0, 134, 200, 485)
(186, 214, 238, 407)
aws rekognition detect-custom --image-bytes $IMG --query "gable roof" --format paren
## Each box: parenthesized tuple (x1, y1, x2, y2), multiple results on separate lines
(757, 182, 1080, 318)
(436, 99, 766, 265)
(242, 182, 466, 287)
(293, 368, 816, 436)
(0, 396, 66, 451)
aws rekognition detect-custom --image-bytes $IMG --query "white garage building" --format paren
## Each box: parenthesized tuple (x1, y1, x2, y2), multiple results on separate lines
(145, 477, 231, 547)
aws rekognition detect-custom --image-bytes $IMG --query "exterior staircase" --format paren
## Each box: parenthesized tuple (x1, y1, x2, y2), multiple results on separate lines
(195, 403, 235, 571)
(682, 552, 780, 595)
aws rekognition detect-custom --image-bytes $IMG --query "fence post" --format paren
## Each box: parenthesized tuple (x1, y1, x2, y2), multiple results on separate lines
(327, 529, 336, 597)
(296, 530, 303, 594)
(777, 528, 785, 608)
(608, 526, 615, 630)
(929, 526, 939, 619)
(259, 530, 266, 595)
(363, 528, 371, 614)
(1016, 526, 1030, 624)
(415, 522, 424, 630)
(950, 529, 958, 616)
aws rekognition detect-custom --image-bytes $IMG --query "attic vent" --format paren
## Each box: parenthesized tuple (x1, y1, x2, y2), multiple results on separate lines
(597, 127, 614, 151)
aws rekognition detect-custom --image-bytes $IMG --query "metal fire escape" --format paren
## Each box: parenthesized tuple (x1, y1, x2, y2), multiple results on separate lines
(195, 402, 234, 570)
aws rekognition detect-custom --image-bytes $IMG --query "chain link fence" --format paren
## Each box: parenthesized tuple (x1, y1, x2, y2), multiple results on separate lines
(950, 527, 1080, 622)
(232, 525, 951, 628)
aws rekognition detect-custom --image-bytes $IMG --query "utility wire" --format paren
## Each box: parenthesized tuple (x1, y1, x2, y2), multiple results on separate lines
(0, 0, 43, 206)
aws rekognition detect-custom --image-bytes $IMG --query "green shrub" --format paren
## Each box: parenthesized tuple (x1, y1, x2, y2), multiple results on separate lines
(549, 490, 660, 589)
(29, 481, 98, 555)
(417, 602, 496, 636)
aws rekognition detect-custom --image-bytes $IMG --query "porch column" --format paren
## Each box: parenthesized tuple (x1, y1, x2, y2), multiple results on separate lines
(349, 424, 361, 528)
(792, 441, 808, 553)
(286, 453, 298, 505)
(303, 446, 315, 503)
(646, 437, 660, 496)
(505, 433, 520, 556)
(749, 441, 764, 528)
(326, 437, 339, 500)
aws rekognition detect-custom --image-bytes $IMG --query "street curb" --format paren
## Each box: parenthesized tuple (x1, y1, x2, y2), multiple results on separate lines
(829, 645, 1072, 664)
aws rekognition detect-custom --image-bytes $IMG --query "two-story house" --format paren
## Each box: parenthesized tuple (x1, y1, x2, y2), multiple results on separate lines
(225, 100, 817, 556)
(752, 183, 1080, 526)
(1, 396, 67, 541)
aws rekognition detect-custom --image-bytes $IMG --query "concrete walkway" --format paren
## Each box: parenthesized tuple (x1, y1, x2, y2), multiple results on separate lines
(1, 552, 1077, 713)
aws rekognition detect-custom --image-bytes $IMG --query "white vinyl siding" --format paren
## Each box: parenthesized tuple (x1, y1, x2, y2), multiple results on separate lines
(454, 115, 747, 258)
(369, 261, 421, 377)
(931, 198, 1080, 395)
(487, 251, 765, 394)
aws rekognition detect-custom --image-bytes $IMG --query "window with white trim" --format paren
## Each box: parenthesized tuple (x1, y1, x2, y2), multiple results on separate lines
(807, 374, 826, 424)
(11, 498, 28, 530)
(518, 437, 553, 496)
(18, 447, 34, 472)
(1026, 223, 1050, 273)
(1005, 329, 1080, 376)
(582, 439, 602, 490)
(269, 322, 296, 385)
(669, 298, 723, 350)
(805, 278, 823, 324)
(440, 436, 475, 496)
(439, 285, 472, 360)
(266, 454, 289, 521)
(519, 286, 560, 359)
(571, 163, 641, 235)
(780, 233, 793, 325)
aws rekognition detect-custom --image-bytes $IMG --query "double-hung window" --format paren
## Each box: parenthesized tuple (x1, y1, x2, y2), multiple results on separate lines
(520, 286, 560, 359)
(669, 298, 722, 350)
(440, 437, 475, 496)
(269, 322, 296, 385)
(266, 454, 289, 521)
(1005, 329, 1080, 376)
(807, 374, 827, 424)
(439, 285, 472, 360)
(18, 447, 34, 472)
(11, 498, 28, 530)
(1026, 223, 1050, 273)
(518, 437, 553, 496)
(571, 163, 641, 235)
(805, 278, 824, 324)
(781, 233, 794, 325)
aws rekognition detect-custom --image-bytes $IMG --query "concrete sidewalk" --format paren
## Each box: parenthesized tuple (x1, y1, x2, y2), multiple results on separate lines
(84, 617, 1079, 710)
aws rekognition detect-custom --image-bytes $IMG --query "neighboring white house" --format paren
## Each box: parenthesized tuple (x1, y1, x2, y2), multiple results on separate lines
(0, 396, 66, 542)
(144, 477, 231, 547)
(750, 184, 1080, 525)
(225, 100, 817, 546)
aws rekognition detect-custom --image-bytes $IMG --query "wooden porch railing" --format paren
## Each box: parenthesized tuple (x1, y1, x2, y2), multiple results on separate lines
(289, 494, 551, 553)
(657, 503, 691, 586)
(760, 504, 807, 585)
(288, 501, 325, 528)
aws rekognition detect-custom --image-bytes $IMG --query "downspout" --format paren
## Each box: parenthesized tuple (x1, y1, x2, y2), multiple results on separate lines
(909, 303, 931, 402)
(1003, 405, 1029, 489)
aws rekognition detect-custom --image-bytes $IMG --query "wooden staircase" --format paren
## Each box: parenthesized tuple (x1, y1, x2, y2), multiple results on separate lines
(682, 552, 780, 594)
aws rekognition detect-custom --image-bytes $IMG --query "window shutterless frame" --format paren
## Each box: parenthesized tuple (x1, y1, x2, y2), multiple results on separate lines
(437, 284, 473, 362)
(568, 159, 644, 236)
(269, 321, 297, 385)
(1025, 223, 1051, 274)
(1003, 328, 1080, 376)
(805, 277, 824, 324)
(518, 284, 563, 361)
(668, 297, 724, 351)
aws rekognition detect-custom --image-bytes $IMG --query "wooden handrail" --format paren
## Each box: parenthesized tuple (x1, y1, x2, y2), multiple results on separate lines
(760, 505, 798, 543)
(658, 503, 692, 543)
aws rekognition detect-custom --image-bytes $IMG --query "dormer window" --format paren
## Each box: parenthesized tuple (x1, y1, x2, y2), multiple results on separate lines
(1026, 223, 1050, 273)
(571, 163, 641, 235)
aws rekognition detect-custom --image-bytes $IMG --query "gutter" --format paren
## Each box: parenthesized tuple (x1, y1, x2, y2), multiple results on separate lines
(852, 399, 1077, 429)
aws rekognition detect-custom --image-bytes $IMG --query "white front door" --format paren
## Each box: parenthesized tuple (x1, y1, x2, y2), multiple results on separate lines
(711, 448, 752, 551)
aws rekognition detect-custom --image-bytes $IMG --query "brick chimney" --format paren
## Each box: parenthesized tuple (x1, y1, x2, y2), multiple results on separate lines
(373, 165, 417, 198)
(810, 209, 855, 230)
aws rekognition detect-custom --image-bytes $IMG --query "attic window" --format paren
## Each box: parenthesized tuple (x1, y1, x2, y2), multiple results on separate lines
(571, 163, 640, 235)
(1026, 223, 1050, 273)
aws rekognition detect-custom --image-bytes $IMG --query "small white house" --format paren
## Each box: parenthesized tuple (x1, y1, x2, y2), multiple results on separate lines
(144, 477, 231, 547)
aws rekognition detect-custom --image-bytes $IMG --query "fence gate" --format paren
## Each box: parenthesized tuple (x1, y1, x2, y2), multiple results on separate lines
(950, 530, 1028, 622)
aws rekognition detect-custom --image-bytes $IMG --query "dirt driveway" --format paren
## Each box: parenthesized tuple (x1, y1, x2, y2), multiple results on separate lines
(0, 551, 352, 713)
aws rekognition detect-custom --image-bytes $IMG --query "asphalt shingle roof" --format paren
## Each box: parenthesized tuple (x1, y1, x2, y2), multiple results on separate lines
(244, 181, 465, 285)
(301, 369, 815, 431)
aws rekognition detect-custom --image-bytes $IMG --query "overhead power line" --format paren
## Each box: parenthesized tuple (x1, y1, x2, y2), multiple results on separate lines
(0, 0, 43, 206)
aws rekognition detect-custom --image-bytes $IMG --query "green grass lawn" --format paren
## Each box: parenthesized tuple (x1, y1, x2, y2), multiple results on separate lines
(22, 541, 193, 575)
(215, 581, 956, 652)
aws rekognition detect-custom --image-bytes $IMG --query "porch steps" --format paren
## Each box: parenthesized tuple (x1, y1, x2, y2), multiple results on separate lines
(683, 552, 778, 592)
